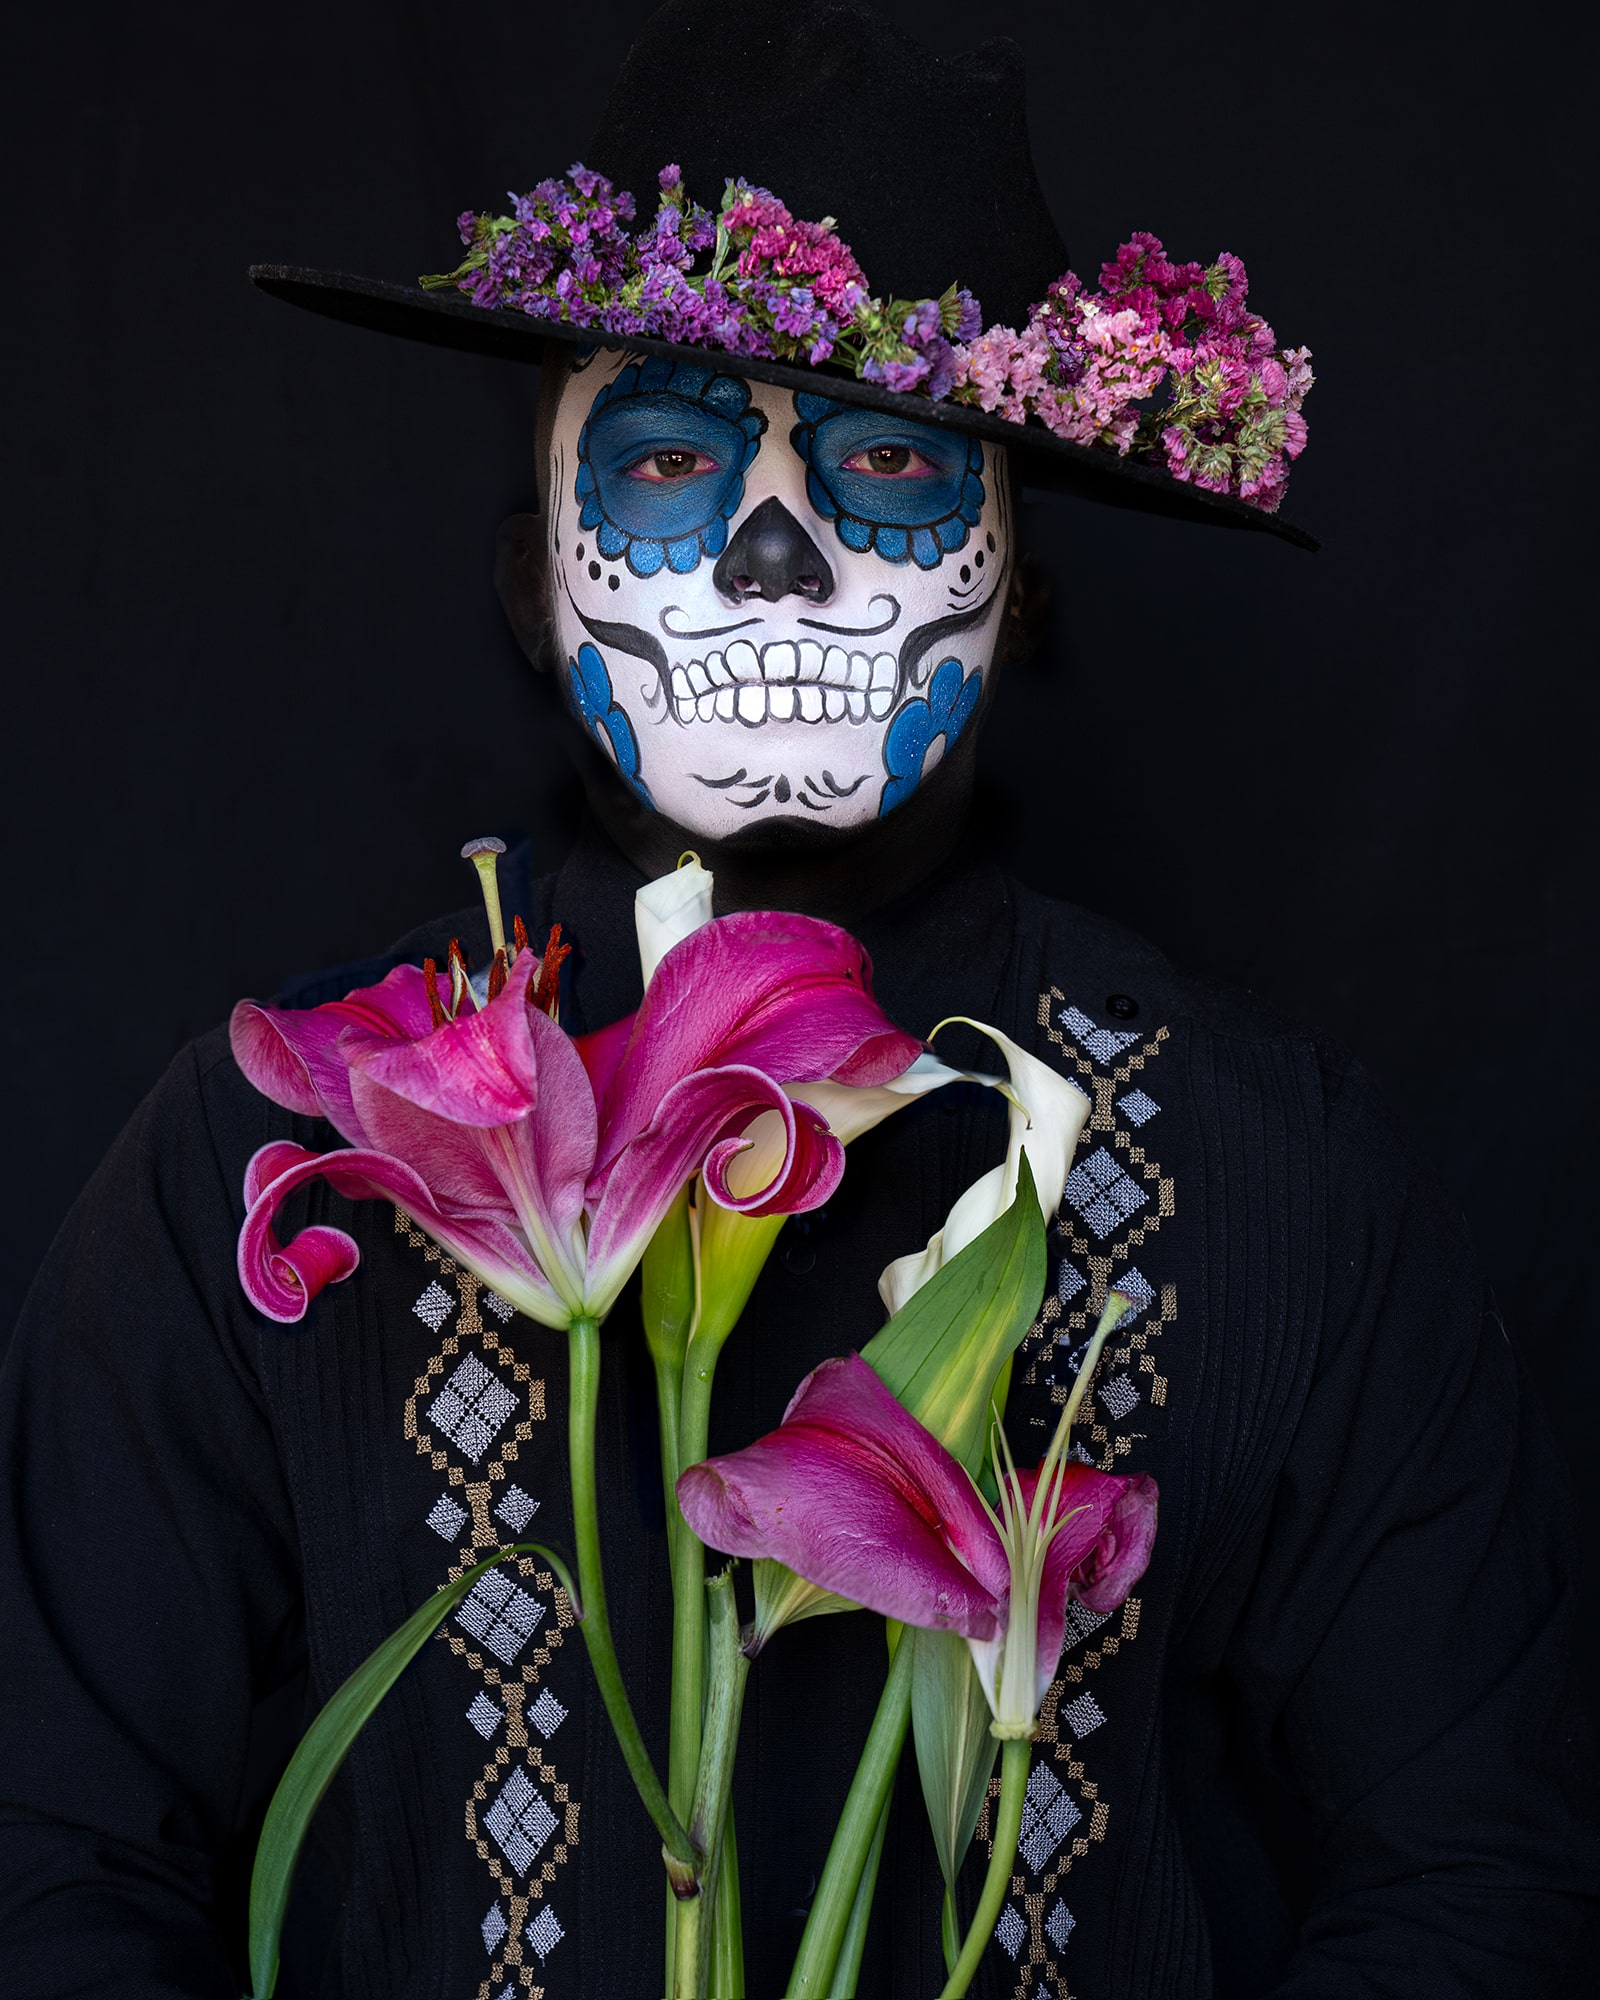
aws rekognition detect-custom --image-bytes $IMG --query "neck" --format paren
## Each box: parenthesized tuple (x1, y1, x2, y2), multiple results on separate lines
(570, 721, 981, 926)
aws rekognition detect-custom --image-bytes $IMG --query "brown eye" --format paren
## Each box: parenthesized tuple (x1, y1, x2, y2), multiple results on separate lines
(651, 449, 699, 479)
(839, 442, 933, 478)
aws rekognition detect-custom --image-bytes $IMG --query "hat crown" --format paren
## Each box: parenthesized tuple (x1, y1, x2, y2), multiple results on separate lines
(587, 0, 1067, 329)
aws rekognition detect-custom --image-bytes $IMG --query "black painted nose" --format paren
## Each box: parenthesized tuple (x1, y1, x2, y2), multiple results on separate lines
(713, 497, 835, 605)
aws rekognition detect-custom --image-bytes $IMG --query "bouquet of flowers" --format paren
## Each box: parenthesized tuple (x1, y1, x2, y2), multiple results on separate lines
(229, 841, 1156, 1998)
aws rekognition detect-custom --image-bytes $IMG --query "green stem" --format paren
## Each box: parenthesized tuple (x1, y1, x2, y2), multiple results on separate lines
(655, 1348, 686, 1580)
(669, 1331, 720, 1839)
(940, 1886, 960, 1979)
(712, 1810, 744, 1997)
(938, 1736, 1030, 1999)
(674, 1568, 749, 1997)
(785, 1635, 915, 1996)
(566, 1314, 698, 1868)
(831, 1797, 890, 1998)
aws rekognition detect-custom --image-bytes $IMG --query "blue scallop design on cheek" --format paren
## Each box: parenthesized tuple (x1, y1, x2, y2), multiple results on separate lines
(565, 641, 653, 807)
(574, 359, 765, 581)
(879, 657, 984, 816)
(792, 396, 986, 571)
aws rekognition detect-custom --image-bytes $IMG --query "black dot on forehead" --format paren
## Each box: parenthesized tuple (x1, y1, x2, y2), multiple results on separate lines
(588, 560, 601, 580)
(986, 531, 996, 552)
(959, 563, 971, 583)
(576, 543, 584, 560)
(975, 550, 985, 568)
(607, 573, 620, 591)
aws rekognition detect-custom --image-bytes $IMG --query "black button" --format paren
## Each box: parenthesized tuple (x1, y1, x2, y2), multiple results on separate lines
(1106, 993, 1139, 1020)
(783, 1244, 816, 1276)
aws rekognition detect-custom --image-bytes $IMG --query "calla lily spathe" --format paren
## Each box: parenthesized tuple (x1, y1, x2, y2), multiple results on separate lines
(677, 1353, 1156, 1726)
(230, 908, 923, 1328)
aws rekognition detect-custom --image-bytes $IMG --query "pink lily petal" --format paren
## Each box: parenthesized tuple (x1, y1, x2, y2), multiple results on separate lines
(594, 913, 922, 1176)
(573, 1011, 636, 1105)
(677, 1354, 1008, 1638)
(702, 1093, 841, 1218)
(238, 1141, 558, 1325)
(344, 1070, 530, 1215)
(1018, 1463, 1159, 1704)
(243, 1138, 319, 1208)
(237, 1142, 437, 1322)
(349, 989, 597, 1268)
(586, 1067, 842, 1308)
(346, 971, 544, 1128)
(229, 964, 438, 1143)
(1071, 1472, 1158, 1615)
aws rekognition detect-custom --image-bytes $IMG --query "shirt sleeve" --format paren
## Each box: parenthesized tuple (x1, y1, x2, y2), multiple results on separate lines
(0, 1035, 304, 1999)
(1227, 1057, 1599, 1996)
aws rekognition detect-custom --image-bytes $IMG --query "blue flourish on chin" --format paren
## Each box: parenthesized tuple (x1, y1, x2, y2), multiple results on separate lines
(879, 657, 982, 816)
(566, 642, 653, 806)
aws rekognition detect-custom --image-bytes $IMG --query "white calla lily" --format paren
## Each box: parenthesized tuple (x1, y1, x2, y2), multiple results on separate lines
(635, 853, 716, 985)
(877, 1017, 1091, 1315)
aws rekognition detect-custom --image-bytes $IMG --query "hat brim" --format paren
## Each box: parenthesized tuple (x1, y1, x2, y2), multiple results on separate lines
(250, 265, 1318, 552)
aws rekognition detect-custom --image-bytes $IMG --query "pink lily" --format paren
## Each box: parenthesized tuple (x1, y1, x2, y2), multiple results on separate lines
(677, 1353, 1156, 1733)
(230, 910, 923, 1329)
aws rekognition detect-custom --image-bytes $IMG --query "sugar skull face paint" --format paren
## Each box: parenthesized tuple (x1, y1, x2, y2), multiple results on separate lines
(790, 393, 986, 568)
(575, 358, 767, 577)
(548, 351, 1011, 837)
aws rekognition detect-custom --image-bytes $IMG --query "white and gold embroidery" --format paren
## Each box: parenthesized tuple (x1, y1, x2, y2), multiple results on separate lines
(395, 1211, 579, 2000)
(979, 992, 1175, 1998)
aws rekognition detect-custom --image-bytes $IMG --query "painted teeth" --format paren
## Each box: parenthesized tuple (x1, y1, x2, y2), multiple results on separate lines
(670, 639, 904, 725)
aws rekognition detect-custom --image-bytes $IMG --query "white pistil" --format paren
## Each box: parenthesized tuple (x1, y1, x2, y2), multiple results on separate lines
(461, 836, 508, 961)
(976, 1289, 1133, 1740)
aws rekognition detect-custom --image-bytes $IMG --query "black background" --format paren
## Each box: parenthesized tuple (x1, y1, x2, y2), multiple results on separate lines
(4, 1, 1595, 1678)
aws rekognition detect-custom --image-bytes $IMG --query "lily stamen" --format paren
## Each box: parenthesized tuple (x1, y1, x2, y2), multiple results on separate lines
(531, 923, 572, 1021)
(487, 947, 509, 1003)
(447, 938, 474, 1014)
(422, 957, 448, 1030)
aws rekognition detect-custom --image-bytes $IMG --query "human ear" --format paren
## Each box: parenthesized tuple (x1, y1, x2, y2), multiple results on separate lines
(494, 511, 552, 672)
(1002, 547, 1051, 665)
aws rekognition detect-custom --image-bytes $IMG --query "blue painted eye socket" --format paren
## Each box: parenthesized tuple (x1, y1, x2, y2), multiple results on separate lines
(575, 358, 766, 578)
(791, 394, 986, 569)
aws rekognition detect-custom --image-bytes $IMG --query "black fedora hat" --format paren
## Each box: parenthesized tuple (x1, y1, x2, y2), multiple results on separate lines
(251, 0, 1317, 551)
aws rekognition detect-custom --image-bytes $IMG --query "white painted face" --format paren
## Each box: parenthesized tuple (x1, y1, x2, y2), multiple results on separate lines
(546, 350, 1011, 836)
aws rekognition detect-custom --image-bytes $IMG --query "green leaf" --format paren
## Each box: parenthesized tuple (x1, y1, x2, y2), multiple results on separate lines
(247, 1541, 574, 1998)
(910, 1626, 1001, 1911)
(860, 1153, 1045, 1475)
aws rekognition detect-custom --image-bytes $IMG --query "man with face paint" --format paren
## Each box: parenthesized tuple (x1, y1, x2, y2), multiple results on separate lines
(2, 3, 1594, 1997)
(500, 351, 1017, 900)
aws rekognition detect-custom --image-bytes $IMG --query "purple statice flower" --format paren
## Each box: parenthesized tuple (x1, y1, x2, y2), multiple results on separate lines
(954, 287, 983, 343)
(659, 163, 683, 193)
(457, 209, 480, 247)
(901, 298, 942, 349)
(598, 298, 649, 337)
(568, 162, 604, 198)
(637, 202, 690, 270)
(922, 339, 959, 401)
(862, 353, 932, 393)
